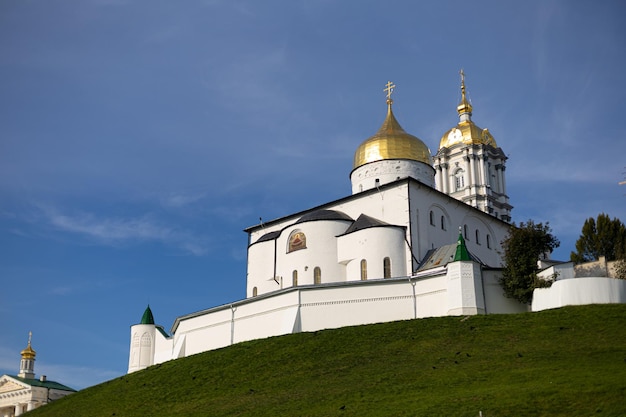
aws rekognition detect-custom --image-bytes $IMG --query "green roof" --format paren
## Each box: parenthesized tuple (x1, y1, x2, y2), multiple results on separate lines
(141, 305, 155, 325)
(453, 232, 471, 262)
(10, 375, 76, 392)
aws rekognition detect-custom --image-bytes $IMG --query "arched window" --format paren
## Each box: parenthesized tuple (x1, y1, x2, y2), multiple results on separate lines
(383, 257, 391, 278)
(429, 210, 435, 226)
(252, 287, 258, 297)
(463, 224, 469, 240)
(486, 234, 491, 249)
(314, 267, 321, 284)
(441, 216, 446, 230)
(292, 270, 298, 286)
(475, 229, 481, 245)
(287, 230, 306, 253)
(360, 259, 367, 280)
(455, 169, 465, 191)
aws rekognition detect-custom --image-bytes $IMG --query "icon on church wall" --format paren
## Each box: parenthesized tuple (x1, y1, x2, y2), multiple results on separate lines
(288, 231, 306, 253)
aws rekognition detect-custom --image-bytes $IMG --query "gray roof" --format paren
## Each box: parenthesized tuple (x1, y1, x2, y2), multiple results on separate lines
(295, 209, 353, 224)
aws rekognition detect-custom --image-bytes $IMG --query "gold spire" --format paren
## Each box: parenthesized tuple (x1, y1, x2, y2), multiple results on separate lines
(457, 69, 473, 116)
(353, 82, 432, 169)
(20, 331, 36, 359)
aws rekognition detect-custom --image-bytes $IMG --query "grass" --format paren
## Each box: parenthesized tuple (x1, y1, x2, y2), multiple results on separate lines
(29, 304, 626, 417)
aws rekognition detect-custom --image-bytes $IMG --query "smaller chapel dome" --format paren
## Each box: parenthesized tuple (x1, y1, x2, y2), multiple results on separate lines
(21, 333, 36, 359)
(353, 87, 431, 170)
(439, 70, 497, 150)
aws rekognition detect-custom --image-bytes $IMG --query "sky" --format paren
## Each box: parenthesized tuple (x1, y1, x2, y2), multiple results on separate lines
(1, 0, 625, 390)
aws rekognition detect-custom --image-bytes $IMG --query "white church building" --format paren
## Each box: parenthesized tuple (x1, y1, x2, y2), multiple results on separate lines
(128, 75, 626, 373)
(0, 334, 75, 416)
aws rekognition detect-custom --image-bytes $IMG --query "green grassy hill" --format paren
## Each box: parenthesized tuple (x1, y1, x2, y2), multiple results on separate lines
(30, 305, 626, 417)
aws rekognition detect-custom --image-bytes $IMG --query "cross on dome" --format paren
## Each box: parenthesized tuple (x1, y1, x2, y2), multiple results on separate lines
(384, 81, 396, 104)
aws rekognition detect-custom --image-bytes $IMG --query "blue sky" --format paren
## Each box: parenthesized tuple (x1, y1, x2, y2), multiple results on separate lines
(1, 0, 625, 389)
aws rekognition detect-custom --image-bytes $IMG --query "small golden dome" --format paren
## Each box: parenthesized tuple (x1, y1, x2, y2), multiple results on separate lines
(439, 120, 497, 149)
(21, 333, 36, 359)
(439, 70, 497, 150)
(353, 94, 432, 170)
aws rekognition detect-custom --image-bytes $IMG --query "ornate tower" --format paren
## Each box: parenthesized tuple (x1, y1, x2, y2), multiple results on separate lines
(434, 71, 512, 222)
(18, 332, 36, 379)
(351, 81, 435, 194)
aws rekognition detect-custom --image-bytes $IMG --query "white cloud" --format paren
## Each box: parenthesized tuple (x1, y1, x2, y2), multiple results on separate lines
(35, 205, 210, 256)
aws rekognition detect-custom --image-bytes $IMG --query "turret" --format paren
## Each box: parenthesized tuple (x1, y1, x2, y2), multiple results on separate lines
(18, 332, 36, 379)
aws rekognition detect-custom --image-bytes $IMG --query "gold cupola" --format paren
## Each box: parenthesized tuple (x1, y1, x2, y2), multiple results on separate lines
(353, 82, 432, 170)
(439, 70, 497, 150)
(20, 333, 36, 359)
(18, 331, 37, 379)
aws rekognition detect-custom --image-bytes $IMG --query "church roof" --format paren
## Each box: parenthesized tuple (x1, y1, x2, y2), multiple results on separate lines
(256, 230, 281, 243)
(295, 209, 353, 224)
(141, 305, 155, 325)
(353, 83, 432, 170)
(342, 213, 404, 235)
(7, 375, 76, 392)
(438, 70, 498, 150)
(417, 235, 481, 271)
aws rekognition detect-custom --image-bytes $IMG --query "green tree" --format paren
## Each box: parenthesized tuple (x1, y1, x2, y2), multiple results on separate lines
(499, 220, 560, 304)
(570, 213, 626, 263)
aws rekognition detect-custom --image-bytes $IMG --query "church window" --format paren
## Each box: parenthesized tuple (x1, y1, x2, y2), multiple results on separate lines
(314, 267, 321, 284)
(441, 216, 446, 230)
(486, 234, 492, 249)
(475, 229, 481, 245)
(463, 224, 469, 240)
(360, 259, 367, 280)
(429, 211, 435, 226)
(292, 270, 298, 286)
(455, 169, 465, 191)
(287, 230, 306, 253)
(383, 257, 391, 278)
(252, 287, 258, 297)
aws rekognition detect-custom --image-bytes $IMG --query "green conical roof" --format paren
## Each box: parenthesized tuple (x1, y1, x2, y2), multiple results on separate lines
(140, 305, 155, 325)
(453, 231, 471, 262)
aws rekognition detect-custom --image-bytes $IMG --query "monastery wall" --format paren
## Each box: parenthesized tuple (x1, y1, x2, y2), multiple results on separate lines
(532, 277, 626, 311)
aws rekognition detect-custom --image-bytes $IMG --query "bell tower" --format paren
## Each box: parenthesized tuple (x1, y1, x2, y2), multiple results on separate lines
(434, 71, 512, 222)
(18, 332, 36, 379)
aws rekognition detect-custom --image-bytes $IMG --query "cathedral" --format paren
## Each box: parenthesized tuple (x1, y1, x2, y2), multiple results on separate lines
(128, 73, 527, 373)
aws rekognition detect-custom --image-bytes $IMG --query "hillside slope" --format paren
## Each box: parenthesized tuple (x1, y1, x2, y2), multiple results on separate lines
(29, 305, 626, 417)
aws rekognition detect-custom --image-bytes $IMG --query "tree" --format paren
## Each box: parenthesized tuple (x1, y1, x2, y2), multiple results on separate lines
(570, 213, 626, 263)
(499, 220, 560, 304)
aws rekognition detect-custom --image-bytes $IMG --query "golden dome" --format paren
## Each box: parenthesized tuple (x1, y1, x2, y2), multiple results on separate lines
(21, 332, 36, 359)
(353, 94, 432, 170)
(439, 120, 497, 149)
(439, 70, 497, 150)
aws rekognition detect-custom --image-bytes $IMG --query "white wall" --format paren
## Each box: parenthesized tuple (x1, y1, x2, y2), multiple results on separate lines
(532, 277, 626, 311)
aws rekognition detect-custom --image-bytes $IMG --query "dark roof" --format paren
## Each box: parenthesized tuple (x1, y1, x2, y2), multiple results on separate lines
(256, 230, 281, 243)
(10, 375, 76, 392)
(141, 305, 155, 325)
(295, 209, 353, 224)
(417, 238, 482, 272)
(342, 213, 403, 235)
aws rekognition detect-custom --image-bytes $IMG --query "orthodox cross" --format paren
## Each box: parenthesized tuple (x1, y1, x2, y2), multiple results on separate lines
(384, 81, 395, 101)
